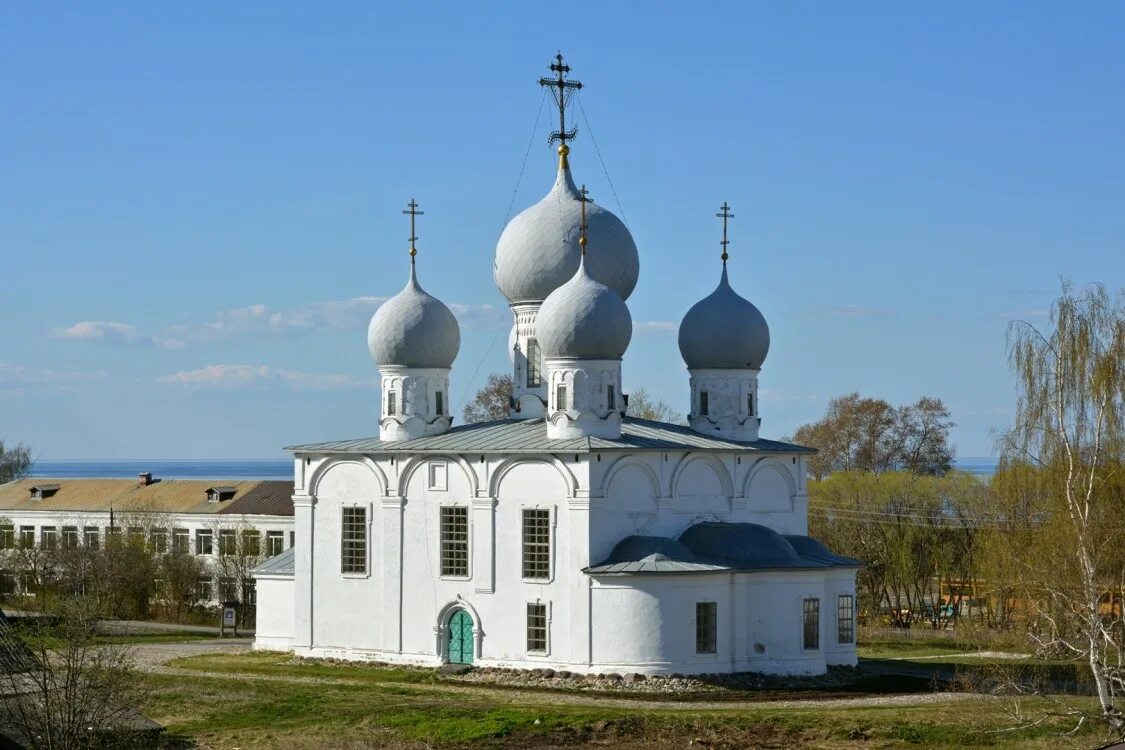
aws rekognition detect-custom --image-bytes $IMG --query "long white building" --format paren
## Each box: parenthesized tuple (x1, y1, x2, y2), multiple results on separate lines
(253, 57, 859, 676)
(0, 475, 293, 604)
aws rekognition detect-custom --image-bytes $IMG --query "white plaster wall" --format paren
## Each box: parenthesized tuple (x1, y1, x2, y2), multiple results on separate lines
(590, 571, 832, 676)
(824, 569, 859, 667)
(590, 576, 732, 673)
(307, 460, 384, 652)
(588, 452, 806, 564)
(253, 575, 294, 650)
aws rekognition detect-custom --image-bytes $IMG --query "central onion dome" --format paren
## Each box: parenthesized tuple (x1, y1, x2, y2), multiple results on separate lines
(678, 264, 770, 369)
(537, 255, 632, 360)
(494, 147, 639, 305)
(367, 262, 460, 369)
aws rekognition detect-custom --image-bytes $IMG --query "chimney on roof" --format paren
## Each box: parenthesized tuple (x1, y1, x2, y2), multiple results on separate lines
(138, 472, 154, 487)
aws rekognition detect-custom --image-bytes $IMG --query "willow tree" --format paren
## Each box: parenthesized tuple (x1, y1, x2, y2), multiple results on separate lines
(1002, 281, 1125, 730)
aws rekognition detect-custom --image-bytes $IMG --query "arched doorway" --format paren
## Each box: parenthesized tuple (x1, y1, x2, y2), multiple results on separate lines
(446, 609, 474, 664)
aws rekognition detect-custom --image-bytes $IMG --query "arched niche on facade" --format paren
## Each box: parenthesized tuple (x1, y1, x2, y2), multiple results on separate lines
(670, 453, 733, 515)
(308, 457, 389, 500)
(488, 456, 577, 499)
(742, 458, 796, 513)
(396, 453, 479, 498)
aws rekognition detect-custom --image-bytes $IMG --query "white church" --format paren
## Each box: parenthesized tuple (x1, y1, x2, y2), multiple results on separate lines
(253, 57, 859, 676)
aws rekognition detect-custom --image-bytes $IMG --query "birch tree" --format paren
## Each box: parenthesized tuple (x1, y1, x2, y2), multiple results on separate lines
(1001, 281, 1125, 730)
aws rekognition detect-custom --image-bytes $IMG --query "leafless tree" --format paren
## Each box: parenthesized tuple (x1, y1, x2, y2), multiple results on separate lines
(625, 387, 683, 424)
(0, 441, 31, 485)
(462, 373, 512, 423)
(0, 597, 150, 749)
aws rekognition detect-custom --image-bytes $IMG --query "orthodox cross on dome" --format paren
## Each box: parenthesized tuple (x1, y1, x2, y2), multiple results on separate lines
(716, 201, 734, 264)
(403, 198, 423, 258)
(578, 184, 590, 255)
(539, 52, 583, 150)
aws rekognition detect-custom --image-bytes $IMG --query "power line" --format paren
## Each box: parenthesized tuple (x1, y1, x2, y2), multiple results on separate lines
(574, 92, 628, 228)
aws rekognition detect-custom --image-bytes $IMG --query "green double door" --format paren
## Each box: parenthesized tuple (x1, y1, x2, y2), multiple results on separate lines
(447, 610, 474, 664)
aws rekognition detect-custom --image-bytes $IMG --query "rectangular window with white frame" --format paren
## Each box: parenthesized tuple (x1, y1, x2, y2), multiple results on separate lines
(526, 602, 548, 653)
(555, 384, 567, 412)
(695, 601, 717, 654)
(84, 527, 100, 550)
(196, 529, 213, 556)
(172, 528, 189, 555)
(803, 597, 820, 650)
(837, 594, 855, 644)
(521, 508, 551, 580)
(341, 506, 367, 575)
(41, 527, 58, 550)
(0, 525, 15, 550)
(440, 506, 469, 577)
(19, 526, 35, 548)
(61, 526, 79, 549)
(266, 530, 284, 557)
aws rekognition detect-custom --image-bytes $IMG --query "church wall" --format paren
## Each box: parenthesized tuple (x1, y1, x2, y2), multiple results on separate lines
(306, 460, 385, 653)
(589, 570, 832, 676)
(253, 574, 294, 650)
(823, 569, 859, 667)
(589, 451, 808, 564)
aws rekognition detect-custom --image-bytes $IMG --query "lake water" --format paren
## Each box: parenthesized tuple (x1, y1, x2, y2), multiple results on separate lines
(28, 456, 1000, 480)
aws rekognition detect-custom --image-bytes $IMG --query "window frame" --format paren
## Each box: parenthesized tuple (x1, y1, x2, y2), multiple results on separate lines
(172, 528, 190, 555)
(435, 390, 445, 416)
(607, 384, 615, 410)
(803, 597, 821, 650)
(555, 384, 568, 412)
(700, 389, 710, 416)
(521, 508, 553, 582)
(439, 505, 470, 579)
(0, 525, 13, 550)
(61, 526, 79, 550)
(837, 594, 855, 644)
(151, 527, 169, 554)
(218, 529, 237, 556)
(526, 338, 541, 388)
(265, 530, 285, 557)
(19, 526, 35, 548)
(387, 390, 397, 416)
(195, 528, 214, 556)
(83, 526, 100, 550)
(695, 601, 718, 654)
(340, 505, 369, 576)
(41, 527, 58, 551)
(526, 601, 549, 654)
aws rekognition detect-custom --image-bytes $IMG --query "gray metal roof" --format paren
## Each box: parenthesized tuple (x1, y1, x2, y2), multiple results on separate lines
(252, 547, 295, 576)
(586, 522, 861, 575)
(286, 417, 813, 455)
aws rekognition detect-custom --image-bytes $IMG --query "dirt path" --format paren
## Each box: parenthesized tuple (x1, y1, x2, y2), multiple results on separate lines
(131, 640, 984, 712)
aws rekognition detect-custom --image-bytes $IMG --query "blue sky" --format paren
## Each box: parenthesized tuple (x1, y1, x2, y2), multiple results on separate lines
(3, 2, 1123, 459)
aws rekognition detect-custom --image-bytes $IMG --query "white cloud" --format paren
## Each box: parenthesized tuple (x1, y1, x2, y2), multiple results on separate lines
(56, 295, 506, 350)
(0, 362, 106, 390)
(635, 321, 676, 333)
(161, 364, 366, 391)
(51, 321, 183, 349)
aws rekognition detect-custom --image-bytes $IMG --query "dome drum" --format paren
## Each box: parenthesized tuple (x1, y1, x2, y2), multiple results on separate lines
(687, 369, 761, 441)
(545, 359, 624, 439)
(378, 366, 454, 442)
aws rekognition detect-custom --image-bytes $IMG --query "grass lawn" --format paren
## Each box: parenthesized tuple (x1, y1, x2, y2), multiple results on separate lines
(142, 652, 1113, 749)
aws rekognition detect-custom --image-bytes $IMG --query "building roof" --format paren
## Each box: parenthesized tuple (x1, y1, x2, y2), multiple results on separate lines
(253, 546, 295, 576)
(286, 416, 814, 455)
(585, 522, 861, 575)
(0, 479, 293, 517)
